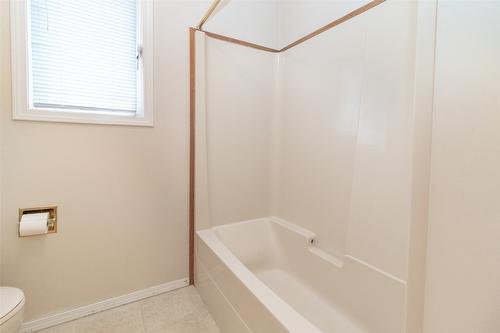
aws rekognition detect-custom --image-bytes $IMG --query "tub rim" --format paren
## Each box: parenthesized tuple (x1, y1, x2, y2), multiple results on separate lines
(197, 226, 323, 333)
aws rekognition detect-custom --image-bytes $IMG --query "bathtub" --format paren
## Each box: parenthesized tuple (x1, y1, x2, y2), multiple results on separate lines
(195, 217, 406, 333)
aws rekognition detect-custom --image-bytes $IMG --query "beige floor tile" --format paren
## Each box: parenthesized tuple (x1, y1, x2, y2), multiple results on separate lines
(72, 302, 145, 333)
(141, 287, 212, 333)
(161, 313, 220, 333)
(35, 286, 219, 333)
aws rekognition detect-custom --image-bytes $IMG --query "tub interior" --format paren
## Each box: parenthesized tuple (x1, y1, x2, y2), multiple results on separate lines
(206, 217, 406, 333)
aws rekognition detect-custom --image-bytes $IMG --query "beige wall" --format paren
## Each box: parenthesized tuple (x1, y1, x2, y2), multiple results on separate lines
(0, 0, 5, 287)
(424, 1, 500, 332)
(0, 0, 210, 321)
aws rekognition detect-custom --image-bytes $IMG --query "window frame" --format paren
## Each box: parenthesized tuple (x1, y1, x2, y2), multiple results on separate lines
(10, 0, 154, 127)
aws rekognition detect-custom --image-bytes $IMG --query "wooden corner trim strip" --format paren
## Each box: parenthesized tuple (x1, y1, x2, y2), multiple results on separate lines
(279, 0, 385, 52)
(195, 0, 385, 54)
(200, 30, 281, 53)
(197, 0, 222, 29)
(188, 27, 196, 285)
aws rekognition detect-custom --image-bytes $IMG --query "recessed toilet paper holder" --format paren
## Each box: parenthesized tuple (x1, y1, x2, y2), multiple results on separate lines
(18, 206, 57, 236)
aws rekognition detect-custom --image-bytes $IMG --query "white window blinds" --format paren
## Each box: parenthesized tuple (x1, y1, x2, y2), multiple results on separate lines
(30, 0, 139, 114)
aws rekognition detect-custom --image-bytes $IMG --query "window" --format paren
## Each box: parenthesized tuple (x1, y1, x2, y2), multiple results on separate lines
(11, 0, 154, 126)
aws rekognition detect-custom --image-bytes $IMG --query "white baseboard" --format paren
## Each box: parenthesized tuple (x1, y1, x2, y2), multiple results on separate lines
(20, 278, 189, 333)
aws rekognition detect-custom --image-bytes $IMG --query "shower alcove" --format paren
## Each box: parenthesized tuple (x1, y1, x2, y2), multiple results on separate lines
(190, 1, 436, 332)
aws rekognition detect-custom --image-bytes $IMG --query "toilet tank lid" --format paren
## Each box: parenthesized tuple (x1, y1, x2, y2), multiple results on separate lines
(0, 287, 25, 323)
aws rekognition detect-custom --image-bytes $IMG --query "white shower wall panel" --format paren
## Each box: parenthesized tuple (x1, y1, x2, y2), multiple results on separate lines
(205, 38, 276, 226)
(273, 16, 367, 258)
(197, 2, 429, 332)
(274, 1, 418, 280)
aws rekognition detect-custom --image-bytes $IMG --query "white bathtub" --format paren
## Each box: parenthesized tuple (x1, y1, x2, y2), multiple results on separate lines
(195, 217, 406, 333)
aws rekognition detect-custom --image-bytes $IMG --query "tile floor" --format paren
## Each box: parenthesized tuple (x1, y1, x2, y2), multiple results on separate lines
(37, 286, 220, 333)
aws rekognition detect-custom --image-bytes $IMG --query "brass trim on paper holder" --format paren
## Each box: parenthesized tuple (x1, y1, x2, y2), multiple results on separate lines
(18, 206, 58, 237)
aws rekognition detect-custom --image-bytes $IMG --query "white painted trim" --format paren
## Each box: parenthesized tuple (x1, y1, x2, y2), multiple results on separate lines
(19, 278, 189, 333)
(10, 0, 154, 127)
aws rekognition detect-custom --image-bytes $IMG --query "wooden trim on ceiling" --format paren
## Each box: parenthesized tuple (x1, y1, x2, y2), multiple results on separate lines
(188, 0, 386, 284)
(280, 0, 385, 52)
(197, 0, 222, 29)
(195, 0, 386, 54)
(188, 27, 196, 285)
(200, 30, 280, 53)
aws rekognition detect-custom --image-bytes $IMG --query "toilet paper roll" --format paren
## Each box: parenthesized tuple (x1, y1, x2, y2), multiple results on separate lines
(19, 212, 49, 236)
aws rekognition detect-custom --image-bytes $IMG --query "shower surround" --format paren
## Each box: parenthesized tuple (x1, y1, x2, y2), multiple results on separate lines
(191, 1, 435, 332)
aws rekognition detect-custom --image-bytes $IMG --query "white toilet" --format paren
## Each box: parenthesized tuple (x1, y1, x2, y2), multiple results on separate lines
(0, 287, 25, 333)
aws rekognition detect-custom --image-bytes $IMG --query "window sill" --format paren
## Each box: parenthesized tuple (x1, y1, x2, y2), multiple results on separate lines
(13, 109, 154, 127)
